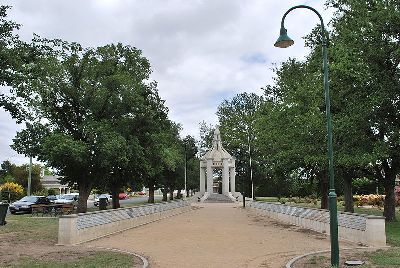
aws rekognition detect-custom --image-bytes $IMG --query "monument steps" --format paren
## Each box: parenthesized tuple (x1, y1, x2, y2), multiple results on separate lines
(203, 193, 234, 203)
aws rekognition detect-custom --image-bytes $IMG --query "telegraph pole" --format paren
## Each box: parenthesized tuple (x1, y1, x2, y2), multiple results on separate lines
(28, 156, 32, 196)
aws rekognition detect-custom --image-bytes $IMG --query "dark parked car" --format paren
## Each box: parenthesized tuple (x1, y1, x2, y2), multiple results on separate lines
(9, 196, 51, 214)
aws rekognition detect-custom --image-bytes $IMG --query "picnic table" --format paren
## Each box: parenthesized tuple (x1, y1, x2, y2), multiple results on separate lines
(31, 204, 74, 217)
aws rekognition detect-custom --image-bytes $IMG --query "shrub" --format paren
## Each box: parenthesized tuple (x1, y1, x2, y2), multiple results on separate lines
(354, 194, 385, 207)
(0, 182, 24, 201)
(33, 188, 48, 196)
(47, 188, 56, 196)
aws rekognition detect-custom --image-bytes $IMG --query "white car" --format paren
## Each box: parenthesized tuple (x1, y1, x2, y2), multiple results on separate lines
(55, 193, 79, 205)
(94, 194, 112, 206)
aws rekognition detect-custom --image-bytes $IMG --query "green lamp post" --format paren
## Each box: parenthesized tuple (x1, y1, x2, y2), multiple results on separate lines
(274, 5, 339, 267)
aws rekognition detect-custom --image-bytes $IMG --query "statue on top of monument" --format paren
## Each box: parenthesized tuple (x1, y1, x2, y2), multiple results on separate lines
(212, 126, 222, 150)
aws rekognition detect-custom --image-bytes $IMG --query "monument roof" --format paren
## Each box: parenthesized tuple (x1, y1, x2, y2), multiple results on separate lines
(202, 126, 233, 160)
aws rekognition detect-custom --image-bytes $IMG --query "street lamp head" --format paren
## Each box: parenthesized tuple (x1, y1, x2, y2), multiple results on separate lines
(274, 27, 294, 48)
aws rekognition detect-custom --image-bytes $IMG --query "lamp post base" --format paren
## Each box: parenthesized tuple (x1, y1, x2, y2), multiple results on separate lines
(329, 190, 339, 267)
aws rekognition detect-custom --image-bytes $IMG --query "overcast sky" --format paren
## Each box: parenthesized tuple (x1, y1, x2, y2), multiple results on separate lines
(1, 0, 333, 165)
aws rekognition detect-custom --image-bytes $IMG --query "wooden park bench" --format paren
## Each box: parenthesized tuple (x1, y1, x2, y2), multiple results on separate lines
(53, 204, 74, 216)
(31, 204, 74, 217)
(31, 204, 45, 217)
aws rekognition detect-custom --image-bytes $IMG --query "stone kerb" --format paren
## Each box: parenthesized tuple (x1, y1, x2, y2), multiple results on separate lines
(248, 201, 386, 247)
(58, 200, 191, 245)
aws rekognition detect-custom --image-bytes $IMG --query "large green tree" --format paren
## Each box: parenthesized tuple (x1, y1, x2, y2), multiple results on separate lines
(326, 0, 400, 220)
(156, 121, 184, 202)
(217, 92, 264, 198)
(5, 38, 162, 212)
(183, 135, 199, 196)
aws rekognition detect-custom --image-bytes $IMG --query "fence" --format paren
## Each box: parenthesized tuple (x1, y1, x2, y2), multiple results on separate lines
(248, 201, 386, 247)
(58, 200, 191, 245)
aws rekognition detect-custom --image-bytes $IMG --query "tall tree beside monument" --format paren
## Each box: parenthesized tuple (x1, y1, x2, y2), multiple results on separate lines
(217, 92, 263, 198)
(4, 37, 169, 212)
(326, 0, 400, 220)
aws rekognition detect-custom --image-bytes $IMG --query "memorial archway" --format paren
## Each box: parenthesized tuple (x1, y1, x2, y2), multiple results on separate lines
(199, 126, 241, 201)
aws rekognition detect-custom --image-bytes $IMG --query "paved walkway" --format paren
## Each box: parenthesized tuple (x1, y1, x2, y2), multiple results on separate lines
(86, 203, 355, 268)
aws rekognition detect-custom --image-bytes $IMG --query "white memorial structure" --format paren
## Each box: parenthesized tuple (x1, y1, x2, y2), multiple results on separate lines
(198, 126, 241, 202)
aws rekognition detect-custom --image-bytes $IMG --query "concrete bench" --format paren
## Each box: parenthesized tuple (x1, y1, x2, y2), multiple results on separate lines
(58, 200, 191, 245)
(248, 201, 386, 247)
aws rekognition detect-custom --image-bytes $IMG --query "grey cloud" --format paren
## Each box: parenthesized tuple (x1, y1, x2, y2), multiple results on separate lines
(1, 0, 333, 163)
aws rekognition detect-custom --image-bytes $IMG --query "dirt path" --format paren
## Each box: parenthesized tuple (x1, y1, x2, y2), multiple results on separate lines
(86, 203, 355, 268)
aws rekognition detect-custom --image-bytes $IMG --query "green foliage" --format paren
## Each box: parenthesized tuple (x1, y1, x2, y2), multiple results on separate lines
(0, 160, 43, 194)
(243, 0, 400, 217)
(325, 0, 400, 220)
(33, 188, 49, 196)
(198, 121, 214, 156)
(2, 31, 174, 210)
(217, 92, 264, 196)
(352, 177, 378, 195)
(47, 188, 56, 196)
(0, 5, 21, 86)
(184, 135, 200, 193)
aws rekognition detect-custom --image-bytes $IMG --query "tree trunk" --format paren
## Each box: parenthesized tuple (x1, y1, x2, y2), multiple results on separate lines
(162, 188, 168, 202)
(381, 159, 397, 221)
(186, 188, 190, 198)
(384, 184, 396, 221)
(177, 189, 182, 199)
(77, 181, 92, 213)
(148, 183, 155, 203)
(383, 175, 396, 221)
(343, 172, 354, 213)
(111, 184, 120, 209)
(169, 188, 174, 200)
(319, 172, 328, 209)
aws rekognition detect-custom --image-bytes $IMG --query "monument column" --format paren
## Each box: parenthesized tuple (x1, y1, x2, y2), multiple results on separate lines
(222, 159, 229, 194)
(200, 166, 205, 194)
(206, 159, 213, 193)
(230, 167, 236, 193)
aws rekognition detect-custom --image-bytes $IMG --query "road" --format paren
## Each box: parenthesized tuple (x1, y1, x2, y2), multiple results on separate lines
(5, 195, 164, 215)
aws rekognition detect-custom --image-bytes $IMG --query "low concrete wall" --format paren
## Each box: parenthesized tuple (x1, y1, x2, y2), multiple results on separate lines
(58, 200, 191, 245)
(248, 201, 386, 247)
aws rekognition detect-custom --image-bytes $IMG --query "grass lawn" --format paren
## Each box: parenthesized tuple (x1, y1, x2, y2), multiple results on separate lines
(367, 248, 400, 267)
(297, 248, 400, 267)
(8, 251, 134, 268)
(0, 213, 59, 242)
(0, 211, 138, 267)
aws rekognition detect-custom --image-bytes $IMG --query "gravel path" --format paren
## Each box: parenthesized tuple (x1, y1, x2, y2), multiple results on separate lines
(86, 203, 355, 268)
